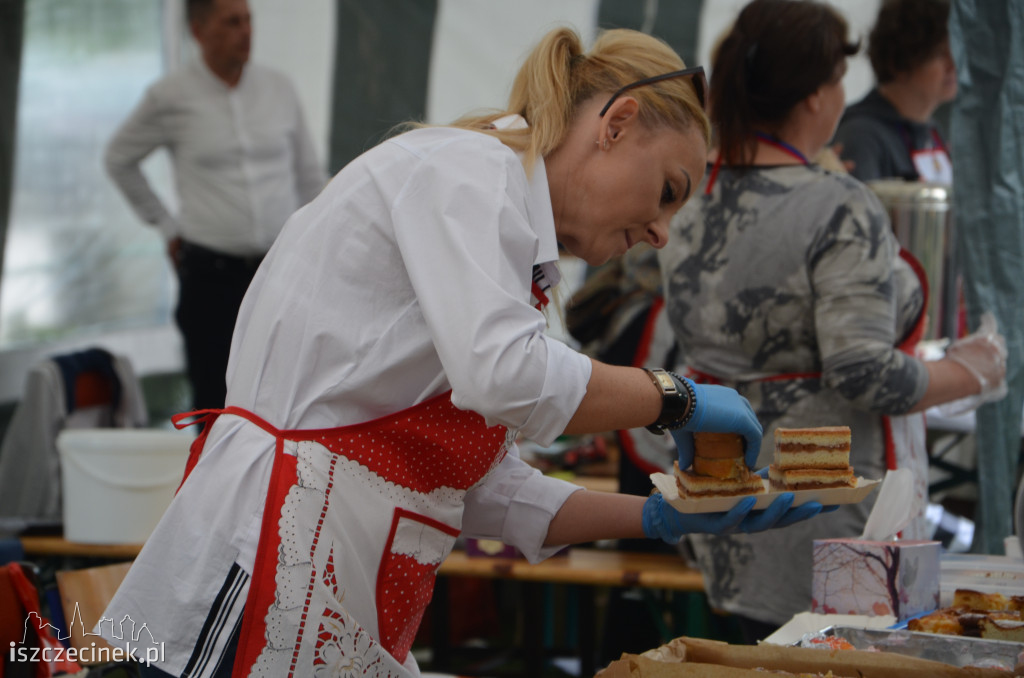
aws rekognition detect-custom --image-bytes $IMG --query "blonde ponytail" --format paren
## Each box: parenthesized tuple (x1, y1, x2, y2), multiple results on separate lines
(448, 26, 709, 172)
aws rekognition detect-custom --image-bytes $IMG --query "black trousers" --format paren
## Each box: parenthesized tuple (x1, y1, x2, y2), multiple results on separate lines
(175, 241, 263, 411)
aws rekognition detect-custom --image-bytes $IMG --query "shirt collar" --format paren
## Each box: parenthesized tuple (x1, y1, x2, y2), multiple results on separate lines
(193, 56, 248, 91)
(490, 114, 560, 267)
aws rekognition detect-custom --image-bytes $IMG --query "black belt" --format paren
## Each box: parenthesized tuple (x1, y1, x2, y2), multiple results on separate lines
(179, 240, 264, 273)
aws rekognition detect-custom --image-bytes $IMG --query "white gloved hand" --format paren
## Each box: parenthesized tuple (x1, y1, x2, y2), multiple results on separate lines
(939, 312, 1008, 415)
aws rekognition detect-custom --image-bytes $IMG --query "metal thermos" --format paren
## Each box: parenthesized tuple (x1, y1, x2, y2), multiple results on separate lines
(867, 180, 958, 340)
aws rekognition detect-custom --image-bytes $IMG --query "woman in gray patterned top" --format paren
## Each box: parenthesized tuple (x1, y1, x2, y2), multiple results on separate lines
(658, 0, 1006, 641)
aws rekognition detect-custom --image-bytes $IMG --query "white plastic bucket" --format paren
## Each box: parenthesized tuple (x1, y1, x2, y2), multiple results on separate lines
(57, 428, 193, 544)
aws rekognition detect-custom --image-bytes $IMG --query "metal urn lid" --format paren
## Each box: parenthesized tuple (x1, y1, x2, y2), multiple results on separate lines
(867, 179, 952, 207)
(866, 178, 957, 340)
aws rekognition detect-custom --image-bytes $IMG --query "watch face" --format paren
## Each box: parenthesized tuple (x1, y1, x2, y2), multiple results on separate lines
(653, 371, 677, 393)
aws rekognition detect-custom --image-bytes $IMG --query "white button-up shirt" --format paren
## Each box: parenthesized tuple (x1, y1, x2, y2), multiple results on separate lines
(105, 59, 326, 256)
(101, 122, 593, 676)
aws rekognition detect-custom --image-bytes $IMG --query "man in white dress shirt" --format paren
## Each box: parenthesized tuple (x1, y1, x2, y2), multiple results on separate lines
(105, 0, 326, 410)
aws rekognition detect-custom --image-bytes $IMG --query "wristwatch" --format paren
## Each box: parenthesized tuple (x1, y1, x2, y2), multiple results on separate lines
(643, 368, 696, 434)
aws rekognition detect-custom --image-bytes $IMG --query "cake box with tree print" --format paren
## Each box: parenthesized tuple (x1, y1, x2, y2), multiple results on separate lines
(811, 538, 941, 621)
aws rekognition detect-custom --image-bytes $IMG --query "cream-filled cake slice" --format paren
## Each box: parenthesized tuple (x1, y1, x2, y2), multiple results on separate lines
(770, 426, 854, 490)
(773, 426, 851, 469)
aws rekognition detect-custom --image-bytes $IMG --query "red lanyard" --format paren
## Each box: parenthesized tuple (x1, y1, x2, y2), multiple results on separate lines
(705, 133, 809, 195)
(901, 124, 949, 157)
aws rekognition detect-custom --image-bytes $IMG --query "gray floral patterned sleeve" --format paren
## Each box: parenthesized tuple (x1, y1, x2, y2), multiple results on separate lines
(661, 164, 926, 415)
(656, 164, 929, 626)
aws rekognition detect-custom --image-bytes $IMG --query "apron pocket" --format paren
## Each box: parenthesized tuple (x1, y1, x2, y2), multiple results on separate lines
(375, 507, 459, 663)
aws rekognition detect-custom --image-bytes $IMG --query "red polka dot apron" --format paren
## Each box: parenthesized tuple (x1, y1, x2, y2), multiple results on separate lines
(173, 392, 512, 677)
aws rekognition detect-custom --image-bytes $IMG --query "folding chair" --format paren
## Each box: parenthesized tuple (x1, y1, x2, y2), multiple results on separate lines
(55, 561, 133, 666)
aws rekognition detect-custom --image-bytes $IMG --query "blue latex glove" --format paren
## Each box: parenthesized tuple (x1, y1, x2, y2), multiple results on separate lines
(670, 379, 763, 470)
(642, 491, 826, 544)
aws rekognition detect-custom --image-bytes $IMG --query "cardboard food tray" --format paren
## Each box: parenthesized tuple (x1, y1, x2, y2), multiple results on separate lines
(805, 626, 1024, 671)
(597, 636, 1023, 677)
(649, 472, 880, 514)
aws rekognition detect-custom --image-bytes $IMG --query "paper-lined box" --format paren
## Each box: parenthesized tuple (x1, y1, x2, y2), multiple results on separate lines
(812, 538, 940, 621)
(596, 636, 1015, 677)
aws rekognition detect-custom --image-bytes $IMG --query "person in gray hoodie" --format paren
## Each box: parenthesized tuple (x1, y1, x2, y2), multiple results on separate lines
(833, 0, 956, 183)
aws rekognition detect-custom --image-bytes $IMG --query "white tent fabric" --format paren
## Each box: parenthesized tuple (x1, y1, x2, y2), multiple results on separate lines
(424, 0, 881, 128)
(427, 0, 600, 125)
(243, 0, 883, 165)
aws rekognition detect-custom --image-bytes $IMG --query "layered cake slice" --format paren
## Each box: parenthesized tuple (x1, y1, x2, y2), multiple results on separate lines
(768, 426, 855, 490)
(674, 432, 765, 498)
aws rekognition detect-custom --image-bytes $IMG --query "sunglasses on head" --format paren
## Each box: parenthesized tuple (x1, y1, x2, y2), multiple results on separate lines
(598, 65, 707, 117)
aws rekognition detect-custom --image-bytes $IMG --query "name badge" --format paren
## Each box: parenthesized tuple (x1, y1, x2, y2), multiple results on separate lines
(912, 147, 952, 185)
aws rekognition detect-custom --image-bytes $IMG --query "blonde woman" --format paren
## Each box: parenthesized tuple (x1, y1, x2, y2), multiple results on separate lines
(104, 27, 824, 677)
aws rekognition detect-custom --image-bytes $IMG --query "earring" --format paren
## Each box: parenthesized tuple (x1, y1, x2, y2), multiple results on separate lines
(596, 138, 610, 151)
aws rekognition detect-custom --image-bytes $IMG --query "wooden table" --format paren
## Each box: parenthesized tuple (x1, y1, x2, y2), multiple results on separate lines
(433, 548, 702, 677)
(20, 535, 142, 560)
(438, 548, 702, 591)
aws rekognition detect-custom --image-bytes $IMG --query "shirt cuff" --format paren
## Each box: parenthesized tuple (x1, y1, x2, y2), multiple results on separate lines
(517, 339, 591, 447)
(461, 451, 582, 563)
(501, 470, 582, 562)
